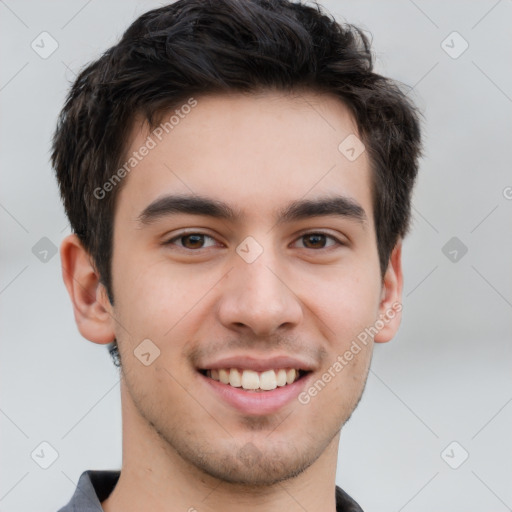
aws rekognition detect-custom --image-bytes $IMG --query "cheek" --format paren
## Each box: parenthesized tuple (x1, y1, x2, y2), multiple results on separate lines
(303, 264, 382, 338)
(111, 255, 176, 338)
(112, 256, 218, 347)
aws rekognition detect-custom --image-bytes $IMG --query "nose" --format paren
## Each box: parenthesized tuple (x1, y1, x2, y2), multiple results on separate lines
(216, 250, 303, 337)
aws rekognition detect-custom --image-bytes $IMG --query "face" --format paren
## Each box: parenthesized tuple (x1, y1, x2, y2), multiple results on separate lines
(102, 91, 400, 485)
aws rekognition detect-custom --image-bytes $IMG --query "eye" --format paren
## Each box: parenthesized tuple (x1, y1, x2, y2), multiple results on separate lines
(293, 232, 344, 250)
(163, 232, 219, 250)
(163, 231, 345, 252)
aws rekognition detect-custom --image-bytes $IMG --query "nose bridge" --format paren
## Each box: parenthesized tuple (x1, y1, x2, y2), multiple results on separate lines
(240, 255, 284, 308)
(217, 243, 302, 335)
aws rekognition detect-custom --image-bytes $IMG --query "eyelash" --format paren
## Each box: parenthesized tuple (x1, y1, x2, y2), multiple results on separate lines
(162, 231, 345, 251)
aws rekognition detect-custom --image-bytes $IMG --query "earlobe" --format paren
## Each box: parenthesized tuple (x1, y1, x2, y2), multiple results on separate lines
(374, 242, 403, 344)
(60, 234, 116, 345)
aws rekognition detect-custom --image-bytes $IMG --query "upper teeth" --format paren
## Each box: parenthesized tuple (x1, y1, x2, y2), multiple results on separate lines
(207, 368, 300, 391)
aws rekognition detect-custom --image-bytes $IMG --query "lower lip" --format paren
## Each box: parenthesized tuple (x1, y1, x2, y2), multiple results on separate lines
(199, 372, 312, 415)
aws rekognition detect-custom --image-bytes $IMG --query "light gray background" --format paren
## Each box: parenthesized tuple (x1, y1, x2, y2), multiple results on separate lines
(1, 1, 511, 511)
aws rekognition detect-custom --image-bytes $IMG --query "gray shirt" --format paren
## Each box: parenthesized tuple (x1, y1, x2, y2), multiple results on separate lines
(57, 470, 363, 511)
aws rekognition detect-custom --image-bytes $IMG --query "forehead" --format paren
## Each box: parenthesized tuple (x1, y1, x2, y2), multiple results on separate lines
(114, 91, 373, 227)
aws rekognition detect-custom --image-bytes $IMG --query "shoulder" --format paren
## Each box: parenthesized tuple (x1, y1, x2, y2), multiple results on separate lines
(335, 485, 364, 512)
(56, 469, 120, 512)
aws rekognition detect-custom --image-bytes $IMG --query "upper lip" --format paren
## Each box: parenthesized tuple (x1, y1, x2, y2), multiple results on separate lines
(198, 354, 316, 372)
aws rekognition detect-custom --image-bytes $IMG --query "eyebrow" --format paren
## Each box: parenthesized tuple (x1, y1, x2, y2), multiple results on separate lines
(136, 194, 367, 227)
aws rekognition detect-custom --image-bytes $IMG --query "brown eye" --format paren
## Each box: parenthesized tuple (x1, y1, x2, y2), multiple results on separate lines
(180, 234, 206, 249)
(164, 233, 217, 250)
(302, 233, 327, 248)
(295, 232, 341, 249)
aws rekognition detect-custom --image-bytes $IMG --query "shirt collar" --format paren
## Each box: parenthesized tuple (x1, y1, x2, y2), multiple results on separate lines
(58, 470, 363, 511)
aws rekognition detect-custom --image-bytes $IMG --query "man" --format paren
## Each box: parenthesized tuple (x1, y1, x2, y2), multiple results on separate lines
(52, 0, 421, 510)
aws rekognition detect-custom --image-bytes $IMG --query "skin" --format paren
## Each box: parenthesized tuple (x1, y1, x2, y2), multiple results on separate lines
(60, 90, 403, 512)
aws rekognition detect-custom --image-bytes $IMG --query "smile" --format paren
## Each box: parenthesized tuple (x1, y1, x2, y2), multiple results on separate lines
(199, 368, 308, 391)
(198, 366, 313, 415)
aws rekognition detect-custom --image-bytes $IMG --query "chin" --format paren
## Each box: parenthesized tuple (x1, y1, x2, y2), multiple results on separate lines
(171, 434, 319, 487)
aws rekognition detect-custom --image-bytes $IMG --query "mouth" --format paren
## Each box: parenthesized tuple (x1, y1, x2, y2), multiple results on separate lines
(197, 366, 313, 415)
(198, 367, 311, 392)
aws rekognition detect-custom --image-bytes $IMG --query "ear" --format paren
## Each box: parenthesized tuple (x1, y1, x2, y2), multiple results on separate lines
(60, 234, 116, 345)
(374, 242, 403, 343)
